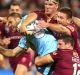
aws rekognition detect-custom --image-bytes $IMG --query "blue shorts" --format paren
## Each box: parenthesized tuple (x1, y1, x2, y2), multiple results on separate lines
(37, 64, 52, 75)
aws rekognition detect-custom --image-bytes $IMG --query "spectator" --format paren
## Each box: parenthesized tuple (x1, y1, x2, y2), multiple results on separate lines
(59, 0, 70, 8)
(70, 0, 80, 18)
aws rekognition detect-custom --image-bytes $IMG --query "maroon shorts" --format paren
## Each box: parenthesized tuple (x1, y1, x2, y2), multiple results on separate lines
(9, 52, 32, 72)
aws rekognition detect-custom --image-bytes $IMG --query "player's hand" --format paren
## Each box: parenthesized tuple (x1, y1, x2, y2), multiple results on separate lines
(19, 25, 27, 35)
(0, 17, 7, 23)
(35, 56, 41, 66)
(19, 25, 34, 35)
(38, 20, 49, 29)
(2, 38, 11, 46)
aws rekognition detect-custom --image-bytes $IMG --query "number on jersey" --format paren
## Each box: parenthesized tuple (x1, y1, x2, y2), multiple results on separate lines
(73, 63, 80, 75)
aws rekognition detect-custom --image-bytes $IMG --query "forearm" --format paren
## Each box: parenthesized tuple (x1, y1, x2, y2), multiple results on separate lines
(0, 46, 23, 57)
(22, 13, 37, 26)
(48, 23, 63, 32)
(0, 46, 13, 57)
(35, 54, 54, 66)
(1, 50, 14, 57)
(20, 13, 37, 33)
(48, 23, 71, 35)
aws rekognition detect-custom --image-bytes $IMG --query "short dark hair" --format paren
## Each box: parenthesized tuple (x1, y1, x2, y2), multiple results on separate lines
(11, 1, 20, 7)
(59, 7, 72, 19)
(8, 13, 22, 19)
(58, 34, 74, 47)
(46, 0, 59, 4)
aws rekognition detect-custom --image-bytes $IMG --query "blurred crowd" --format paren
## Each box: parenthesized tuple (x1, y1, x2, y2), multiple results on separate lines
(0, 0, 80, 18)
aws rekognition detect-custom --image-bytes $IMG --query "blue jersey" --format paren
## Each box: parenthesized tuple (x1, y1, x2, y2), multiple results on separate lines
(18, 30, 58, 56)
(18, 15, 58, 75)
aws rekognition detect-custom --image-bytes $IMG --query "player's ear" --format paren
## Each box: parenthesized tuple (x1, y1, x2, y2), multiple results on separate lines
(55, 3, 58, 10)
(56, 3, 58, 9)
(66, 42, 71, 48)
(67, 18, 72, 24)
(67, 20, 70, 24)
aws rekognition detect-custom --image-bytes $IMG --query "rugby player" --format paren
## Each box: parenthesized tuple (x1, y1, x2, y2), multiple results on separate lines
(38, 7, 80, 57)
(0, 13, 58, 75)
(35, 35, 80, 75)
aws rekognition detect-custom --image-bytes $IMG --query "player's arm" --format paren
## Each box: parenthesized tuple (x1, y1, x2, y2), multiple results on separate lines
(38, 20, 71, 35)
(19, 13, 37, 34)
(48, 23, 71, 35)
(0, 46, 23, 57)
(72, 17, 80, 28)
(35, 54, 53, 66)
(35, 52, 57, 66)
(0, 36, 27, 57)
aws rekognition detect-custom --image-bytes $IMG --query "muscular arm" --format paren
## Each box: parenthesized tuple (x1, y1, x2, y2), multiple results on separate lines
(35, 54, 54, 66)
(48, 23, 71, 35)
(20, 13, 37, 34)
(38, 20, 71, 35)
(0, 46, 23, 57)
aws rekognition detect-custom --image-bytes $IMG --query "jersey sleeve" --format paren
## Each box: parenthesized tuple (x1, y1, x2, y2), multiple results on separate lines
(18, 36, 27, 49)
(50, 51, 58, 61)
(66, 25, 75, 33)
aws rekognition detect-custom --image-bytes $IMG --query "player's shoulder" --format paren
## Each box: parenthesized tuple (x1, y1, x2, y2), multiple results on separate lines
(34, 9, 45, 18)
(34, 9, 44, 14)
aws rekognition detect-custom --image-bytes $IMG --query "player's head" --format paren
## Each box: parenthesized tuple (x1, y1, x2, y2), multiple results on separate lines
(7, 13, 21, 27)
(58, 34, 74, 50)
(9, 2, 22, 15)
(56, 7, 72, 25)
(44, 0, 59, 15)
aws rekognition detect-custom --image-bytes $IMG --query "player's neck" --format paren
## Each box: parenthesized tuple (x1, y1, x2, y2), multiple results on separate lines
(60, 46, 73, 51)
(66, 46, 73, 50)
(46, 13, 56, 22)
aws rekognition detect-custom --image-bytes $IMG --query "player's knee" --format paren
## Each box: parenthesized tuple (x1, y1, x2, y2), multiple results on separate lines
(15, 64, 27, 75)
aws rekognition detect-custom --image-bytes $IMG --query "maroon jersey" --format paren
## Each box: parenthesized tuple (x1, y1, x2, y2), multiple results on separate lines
(35, 10, 59, 38)
(35, 10, 57, 22)
(66, 22, 80, 57)
(0, 22, 5, 39)
(5, 26, 21, 49)
(9, 52, 32, 72)
(5, 26, 33, 72)
(50, 49, 80, 75)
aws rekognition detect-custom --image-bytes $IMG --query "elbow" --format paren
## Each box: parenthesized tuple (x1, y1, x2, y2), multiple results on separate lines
(35, 59, 42, 66)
